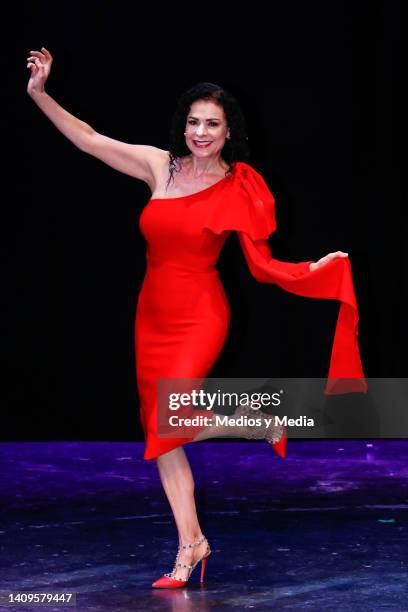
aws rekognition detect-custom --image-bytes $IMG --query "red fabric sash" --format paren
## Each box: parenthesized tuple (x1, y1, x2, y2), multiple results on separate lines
(202, 161, 368, 457)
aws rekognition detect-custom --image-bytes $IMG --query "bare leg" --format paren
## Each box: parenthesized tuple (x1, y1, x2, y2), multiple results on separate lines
(155, 447, 210, 580)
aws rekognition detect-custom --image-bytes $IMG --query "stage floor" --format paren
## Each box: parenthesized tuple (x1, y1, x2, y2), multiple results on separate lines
(0, 440, 407, 611)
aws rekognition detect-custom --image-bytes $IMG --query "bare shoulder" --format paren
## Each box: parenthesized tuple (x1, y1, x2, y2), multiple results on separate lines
(141, 145, 169, 170)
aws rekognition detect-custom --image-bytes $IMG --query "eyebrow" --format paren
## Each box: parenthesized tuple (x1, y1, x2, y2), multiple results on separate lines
(188, 116, 222, 121)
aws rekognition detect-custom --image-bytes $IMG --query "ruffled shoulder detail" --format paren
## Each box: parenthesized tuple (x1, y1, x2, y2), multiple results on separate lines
(202, 161, 277, 240)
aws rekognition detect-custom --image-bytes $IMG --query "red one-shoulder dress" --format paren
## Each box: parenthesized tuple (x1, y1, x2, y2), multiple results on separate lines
(135, 161, 366, 460)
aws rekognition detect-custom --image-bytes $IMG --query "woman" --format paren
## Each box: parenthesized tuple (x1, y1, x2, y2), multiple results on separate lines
(27, 47, 365, 588)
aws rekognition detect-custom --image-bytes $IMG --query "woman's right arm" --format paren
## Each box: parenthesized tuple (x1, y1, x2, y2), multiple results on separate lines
(26, 47, 167, 185)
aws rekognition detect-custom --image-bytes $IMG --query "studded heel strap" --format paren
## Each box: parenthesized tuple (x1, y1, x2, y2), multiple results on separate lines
(164, 535, 210, 582)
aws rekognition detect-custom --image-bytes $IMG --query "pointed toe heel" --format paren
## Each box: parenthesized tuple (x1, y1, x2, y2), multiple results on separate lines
(270, 431, 287, 458)
(151, 534, 211, 589)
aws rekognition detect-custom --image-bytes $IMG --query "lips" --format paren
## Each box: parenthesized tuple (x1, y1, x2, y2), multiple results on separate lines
(193, 141, 212, 148)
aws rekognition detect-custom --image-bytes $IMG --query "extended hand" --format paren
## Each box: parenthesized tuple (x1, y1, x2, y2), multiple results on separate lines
(310, 251, 349, 271)
(26, 46, 53, 96)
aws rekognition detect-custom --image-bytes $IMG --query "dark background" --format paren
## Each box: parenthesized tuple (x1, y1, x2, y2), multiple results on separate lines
(2, 1, 403, 439)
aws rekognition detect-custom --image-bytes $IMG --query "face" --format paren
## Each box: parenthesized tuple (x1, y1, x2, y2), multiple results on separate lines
(184, 99, 230, 158)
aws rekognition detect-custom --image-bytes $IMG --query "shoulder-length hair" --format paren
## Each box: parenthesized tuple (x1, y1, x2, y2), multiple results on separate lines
(166, 82, 251, 189)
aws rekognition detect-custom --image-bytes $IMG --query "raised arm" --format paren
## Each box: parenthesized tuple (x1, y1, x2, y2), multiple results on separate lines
(26, 47, 167, 186)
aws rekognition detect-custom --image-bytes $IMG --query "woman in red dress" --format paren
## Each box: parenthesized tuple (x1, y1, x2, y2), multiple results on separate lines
(27, 48, 366, 588)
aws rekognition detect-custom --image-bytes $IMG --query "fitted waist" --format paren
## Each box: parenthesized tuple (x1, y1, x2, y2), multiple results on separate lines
(146, 257, 218, 274)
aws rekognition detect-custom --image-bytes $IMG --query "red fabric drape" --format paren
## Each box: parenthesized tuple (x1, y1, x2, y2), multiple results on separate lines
(203, 161, 368, 457)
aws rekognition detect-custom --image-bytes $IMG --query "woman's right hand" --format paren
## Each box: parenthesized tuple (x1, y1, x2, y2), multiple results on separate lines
(26, 47, 53, 96)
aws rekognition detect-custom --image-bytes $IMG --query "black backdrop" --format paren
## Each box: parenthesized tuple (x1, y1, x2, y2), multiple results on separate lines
(3, 1, 403, 439)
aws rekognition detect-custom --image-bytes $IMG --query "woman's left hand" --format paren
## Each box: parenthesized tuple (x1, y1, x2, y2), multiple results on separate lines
(310, 251, 349, 272)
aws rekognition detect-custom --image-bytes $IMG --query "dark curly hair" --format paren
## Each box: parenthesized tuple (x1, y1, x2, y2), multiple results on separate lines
(166, 82, 251, 190)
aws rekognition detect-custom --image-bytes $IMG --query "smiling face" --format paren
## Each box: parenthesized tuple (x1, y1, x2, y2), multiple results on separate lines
(184, 99, 230, 159)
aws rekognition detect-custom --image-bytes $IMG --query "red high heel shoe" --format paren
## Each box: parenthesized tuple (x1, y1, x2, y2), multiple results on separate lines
(270, 429, 287, 458)
(234, 402, 287, 458)
(151, 535, 211, 589)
